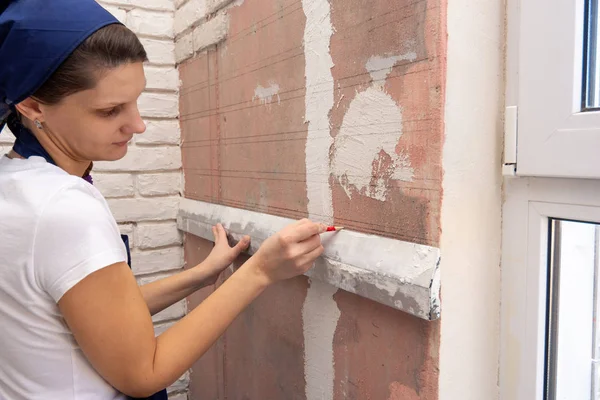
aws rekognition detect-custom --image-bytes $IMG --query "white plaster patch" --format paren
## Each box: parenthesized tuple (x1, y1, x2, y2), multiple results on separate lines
(302, 0, 335, 222)
(301, 0, 339, 399)
(366, 53, 417, 88)
(332, 53, 415, 201)
(429, 260, 441, 317)
(302, 280, 341, 400)
(253, 82, 281, 105)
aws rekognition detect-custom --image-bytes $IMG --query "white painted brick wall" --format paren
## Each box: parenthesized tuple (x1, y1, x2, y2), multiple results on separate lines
(173, 0, 233, 38)
(137, 221, 182, 249)
(94, 173, 136, 197)
(169, 392, 189, 400)
(192, 11, 229, 52)
(95, 145, 182, 172)
(101, 4, 127, 23)
(206, 0, 234, 14)
(119, 223, 135, 243)
(138, 173, 182, 196)
(140, 38, 176, 65)
(131, 246, 184, 275)
(175, 31, 193, 63)
(107, 197, 180, 222)
(0, 126, 14, 142)
(139, 92, 179, 118)
(100, 0, 174, 12)
(137, 120, 181, 145)
(127, 8, 174, 39)
(174, 0, 188, 9)
(0, 127, 15, 157)
(174, 0, 207, 36)
(174, 0, 236, 63)
(144, 66, 179, 91)
(168, 372, 191, 395)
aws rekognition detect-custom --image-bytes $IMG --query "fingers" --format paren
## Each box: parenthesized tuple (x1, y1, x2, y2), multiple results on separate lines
(293, 218, 311, 227)
(296, 234, 322, 255)
(234, 235, 251, 252)
(288, 235, 323, 268)
(282, 221, 326, 243)
(213, 224, 230, 245)
(219, 224, 229, 240)
(212, 225, 219, 244)
(214, 224, 250, 253)
(295, 244, 325, 271)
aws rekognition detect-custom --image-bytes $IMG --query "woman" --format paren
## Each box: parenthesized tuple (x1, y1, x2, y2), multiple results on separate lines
(0, 1, 326, 399)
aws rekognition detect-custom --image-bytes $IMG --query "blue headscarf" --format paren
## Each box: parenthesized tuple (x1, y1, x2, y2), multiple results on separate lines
(0, 0, 120, 129)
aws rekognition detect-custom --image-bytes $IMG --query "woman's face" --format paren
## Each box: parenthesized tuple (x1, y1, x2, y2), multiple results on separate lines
(38, 62, 147, 162)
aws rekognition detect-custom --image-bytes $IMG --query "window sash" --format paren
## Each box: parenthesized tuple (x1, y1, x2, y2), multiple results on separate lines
(517, 0, 600, 178)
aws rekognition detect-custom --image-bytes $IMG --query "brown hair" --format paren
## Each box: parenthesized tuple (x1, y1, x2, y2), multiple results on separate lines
(32, 23, 148, 104)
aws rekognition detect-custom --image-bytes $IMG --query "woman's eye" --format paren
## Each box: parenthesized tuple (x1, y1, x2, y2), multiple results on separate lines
(99, 107, 120, 118)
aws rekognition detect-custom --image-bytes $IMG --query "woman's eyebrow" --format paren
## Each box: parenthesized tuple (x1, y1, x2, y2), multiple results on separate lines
(93, 78, 147, 108)
(95, 102, 124, 108)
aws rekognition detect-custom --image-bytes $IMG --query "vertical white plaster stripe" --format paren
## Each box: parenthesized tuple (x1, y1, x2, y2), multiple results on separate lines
(301, 0, 340, 399)
(302, 280, 342, 400)
(302, 0, 334, 223)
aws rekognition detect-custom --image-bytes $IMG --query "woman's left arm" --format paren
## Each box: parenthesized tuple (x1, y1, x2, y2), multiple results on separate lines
(139, 266, 213, 315)
(140, 224, 250, 315)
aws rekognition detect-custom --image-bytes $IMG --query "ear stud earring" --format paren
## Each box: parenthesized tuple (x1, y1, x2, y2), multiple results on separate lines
(34, 119, 43, 129)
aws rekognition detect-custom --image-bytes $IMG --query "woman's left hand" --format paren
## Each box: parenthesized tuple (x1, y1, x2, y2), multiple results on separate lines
(198, 223, 251, 285)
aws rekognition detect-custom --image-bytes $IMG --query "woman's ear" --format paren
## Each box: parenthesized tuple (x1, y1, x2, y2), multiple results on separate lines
(14, 97, 45, 124)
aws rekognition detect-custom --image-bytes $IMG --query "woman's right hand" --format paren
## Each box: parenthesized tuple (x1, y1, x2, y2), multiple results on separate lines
(252, 219, 327, 285)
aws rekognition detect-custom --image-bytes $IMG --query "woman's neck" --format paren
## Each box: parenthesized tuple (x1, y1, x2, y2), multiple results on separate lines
(20, 119, 91, 178)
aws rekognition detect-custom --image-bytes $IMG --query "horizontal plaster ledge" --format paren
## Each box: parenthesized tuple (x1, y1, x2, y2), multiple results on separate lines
(177, 198, 441, 321)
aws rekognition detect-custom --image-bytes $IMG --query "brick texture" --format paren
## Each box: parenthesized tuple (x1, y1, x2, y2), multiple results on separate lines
(174, 0, 207, 36)
(174, 0, 235, 63)
(100, 0, 174, 11)
(127, 8, 174, 39)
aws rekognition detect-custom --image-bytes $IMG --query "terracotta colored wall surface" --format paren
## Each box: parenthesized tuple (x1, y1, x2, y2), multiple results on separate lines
(180, 0, 444, 246)
(186, 234, 440, 400)
(327, 0, 444, 246)
(181, 0, 445, 398)
(180, 0, 310, 225)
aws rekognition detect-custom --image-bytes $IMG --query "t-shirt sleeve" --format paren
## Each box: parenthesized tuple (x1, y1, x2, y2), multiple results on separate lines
(33, 181, 128, 302)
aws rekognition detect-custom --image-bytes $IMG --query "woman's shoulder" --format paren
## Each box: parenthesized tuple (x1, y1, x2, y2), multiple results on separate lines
(0, 155, 106, 214)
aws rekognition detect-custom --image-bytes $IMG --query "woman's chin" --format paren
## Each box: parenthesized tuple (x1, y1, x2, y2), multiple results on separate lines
(98, 144, 130, 161)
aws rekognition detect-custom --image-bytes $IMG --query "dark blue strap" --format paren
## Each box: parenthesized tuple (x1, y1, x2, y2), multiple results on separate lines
(121, 234, 132, 268)
(127, 390, 169, 400)
(5, 114, 168, 400)
(7, 113, 56, 165)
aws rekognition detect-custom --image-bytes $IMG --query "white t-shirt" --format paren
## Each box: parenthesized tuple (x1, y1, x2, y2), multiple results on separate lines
(0, 155, 128, 400)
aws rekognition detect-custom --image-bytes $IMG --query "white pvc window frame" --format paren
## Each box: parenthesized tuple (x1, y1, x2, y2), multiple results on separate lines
(516, 0, 600, 178)
(551, 220, 596, 399)
(500, 177, 600, 400)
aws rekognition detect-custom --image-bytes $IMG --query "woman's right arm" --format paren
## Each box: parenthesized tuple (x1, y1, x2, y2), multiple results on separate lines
(58, 219, 326, 398)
